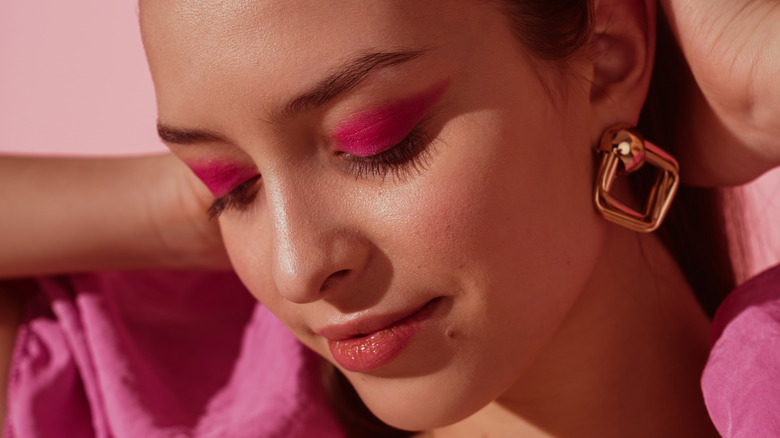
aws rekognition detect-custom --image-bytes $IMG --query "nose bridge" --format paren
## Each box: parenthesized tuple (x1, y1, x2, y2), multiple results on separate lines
(266, 175, 365, 304)
(269, 177, 321, 278)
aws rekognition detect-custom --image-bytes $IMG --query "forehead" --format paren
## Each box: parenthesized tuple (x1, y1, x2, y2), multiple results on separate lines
(139, 0, 512, 130)
(140, 1, 483, 81)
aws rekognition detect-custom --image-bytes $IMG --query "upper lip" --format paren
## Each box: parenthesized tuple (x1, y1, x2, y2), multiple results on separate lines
(315, 300, 434, 342)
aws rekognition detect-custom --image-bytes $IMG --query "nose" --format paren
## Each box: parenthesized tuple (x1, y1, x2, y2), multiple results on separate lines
(266, 178, 371, 304)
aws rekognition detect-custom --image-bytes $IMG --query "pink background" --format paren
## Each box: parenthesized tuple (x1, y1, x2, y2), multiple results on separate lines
(0, 1, 162, 156)
(1, 1, 778, 278)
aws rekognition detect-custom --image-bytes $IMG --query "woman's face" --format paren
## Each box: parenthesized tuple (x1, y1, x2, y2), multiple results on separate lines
(142, 0, 607, 430)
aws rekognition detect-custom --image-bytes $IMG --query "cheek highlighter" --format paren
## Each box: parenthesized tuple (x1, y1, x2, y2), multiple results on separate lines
(333, 79, 451, 157)
(188, 161, 258, 198)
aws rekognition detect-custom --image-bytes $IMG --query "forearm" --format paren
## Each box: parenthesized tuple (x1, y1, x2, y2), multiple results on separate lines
(0, 154, 229, 278)
(661, 0, 780, 184)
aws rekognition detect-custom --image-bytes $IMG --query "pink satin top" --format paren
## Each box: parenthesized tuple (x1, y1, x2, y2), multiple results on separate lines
(3, 271, 342, 438)
(6, 264, 780, 437)
(702, 264, 780, 437)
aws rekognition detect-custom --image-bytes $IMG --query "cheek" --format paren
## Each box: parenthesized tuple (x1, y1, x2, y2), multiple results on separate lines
(221, 224, 323, 357)
(360, 93, 603, 336)
(351, 113, 607, 424)
(219, 221, 279, 309)
(384, 113, 604, 295)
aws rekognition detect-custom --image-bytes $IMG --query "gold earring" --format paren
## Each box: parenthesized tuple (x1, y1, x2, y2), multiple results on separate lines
(593, 124, 679, 233)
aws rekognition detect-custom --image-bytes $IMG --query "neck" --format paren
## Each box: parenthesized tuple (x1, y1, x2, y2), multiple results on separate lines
(427, 226, 718, 438)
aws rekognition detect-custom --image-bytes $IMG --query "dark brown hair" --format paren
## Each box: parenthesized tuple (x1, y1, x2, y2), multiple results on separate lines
(324, 1, 737, 436)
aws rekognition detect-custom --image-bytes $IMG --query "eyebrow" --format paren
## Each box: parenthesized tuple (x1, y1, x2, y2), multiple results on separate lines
(156, 125, 227, 146)
(271, 49, 427, 122)
(156, 48, 427, 146)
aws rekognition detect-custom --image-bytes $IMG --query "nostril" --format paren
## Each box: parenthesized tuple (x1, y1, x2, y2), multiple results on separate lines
(320, 269, 350, 292)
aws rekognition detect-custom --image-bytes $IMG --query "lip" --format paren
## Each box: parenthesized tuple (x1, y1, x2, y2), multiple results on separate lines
(317, 298, 441, 372)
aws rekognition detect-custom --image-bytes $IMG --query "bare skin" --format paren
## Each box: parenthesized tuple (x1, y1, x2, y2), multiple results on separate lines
(137, 0, 716, 435)
(661, 0, 780, 186)
(0, 154, 225, 427)
(0, 0, 778, 435)
(0, 154, 228, 279)
(413, 228, 716, 437)
(0, 0, 776, 288)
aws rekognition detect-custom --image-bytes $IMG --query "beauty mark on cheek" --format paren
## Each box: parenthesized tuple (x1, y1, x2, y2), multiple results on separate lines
(333, 79, 451, 157)
(188, 161, 258, 198)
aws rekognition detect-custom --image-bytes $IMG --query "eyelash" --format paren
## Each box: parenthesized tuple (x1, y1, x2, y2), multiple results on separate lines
(207, 175, 261, 219)
(342, 125, 433, 180)
(207, 124, 434, 219)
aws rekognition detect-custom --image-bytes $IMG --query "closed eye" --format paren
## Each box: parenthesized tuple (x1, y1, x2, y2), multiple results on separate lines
(340, 123, 434, 180)
(207, 174, 262, 219)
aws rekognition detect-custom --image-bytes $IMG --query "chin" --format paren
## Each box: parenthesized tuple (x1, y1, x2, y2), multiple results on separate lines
(347, 370, 496, 432)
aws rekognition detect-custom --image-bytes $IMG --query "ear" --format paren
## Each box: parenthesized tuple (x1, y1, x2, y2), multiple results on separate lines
(588, 0, 656, 135)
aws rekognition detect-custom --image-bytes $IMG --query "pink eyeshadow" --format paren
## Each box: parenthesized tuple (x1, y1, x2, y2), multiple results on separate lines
(188, 161, 258, 198)
(333, 79, 451, 157)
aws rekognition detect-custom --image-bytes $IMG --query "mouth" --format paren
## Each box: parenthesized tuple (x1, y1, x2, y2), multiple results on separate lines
(318, 297, 441, 372)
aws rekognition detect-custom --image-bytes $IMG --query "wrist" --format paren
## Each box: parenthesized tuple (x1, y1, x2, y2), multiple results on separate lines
(146, 155, 232, 270)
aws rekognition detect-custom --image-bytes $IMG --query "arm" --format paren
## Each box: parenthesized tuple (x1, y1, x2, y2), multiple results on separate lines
(0, 154, 230, 278)
(660, 0, 780, 185)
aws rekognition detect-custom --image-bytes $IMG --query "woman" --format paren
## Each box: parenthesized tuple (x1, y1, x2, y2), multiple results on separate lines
(3, 0, 779, 436)
(144, 1, 714, 437)
(138, 0, 778, 435)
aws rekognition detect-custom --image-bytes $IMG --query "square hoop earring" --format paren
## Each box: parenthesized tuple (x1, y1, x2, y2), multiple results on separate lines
(594, 124, 680, 233)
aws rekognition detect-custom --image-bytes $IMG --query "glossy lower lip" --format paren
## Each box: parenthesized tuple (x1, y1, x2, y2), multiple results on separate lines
(324, 298, 440, 372)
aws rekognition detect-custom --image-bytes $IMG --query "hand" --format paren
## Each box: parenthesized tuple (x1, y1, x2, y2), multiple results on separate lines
(660, 0, 780, 185)
(147, 154, 233, 271)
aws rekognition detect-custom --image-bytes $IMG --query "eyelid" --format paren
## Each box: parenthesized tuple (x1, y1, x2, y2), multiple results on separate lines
(343, 115, 437, 181)
(207, 174, 262, 219)
(190, 162, 259, 198)
(332, 78, 451, 158)
(205, 79, 451, 216)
